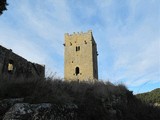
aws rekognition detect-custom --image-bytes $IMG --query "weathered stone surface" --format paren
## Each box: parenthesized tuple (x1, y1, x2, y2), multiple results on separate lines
(3, 103, 78, 120)
(154, 103, 160, 107)
(64, 30, 98, 81)
(0, 45, 45, 79)
(0, 98, 24, 120)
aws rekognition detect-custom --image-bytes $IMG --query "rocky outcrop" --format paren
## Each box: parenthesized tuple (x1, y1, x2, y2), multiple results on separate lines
(0, 98, 78, 120)
(0, 98, 24, 119)
(0, 96, 124, 120)
(1, 90, 159, 120)
(154, 103, 160, 107)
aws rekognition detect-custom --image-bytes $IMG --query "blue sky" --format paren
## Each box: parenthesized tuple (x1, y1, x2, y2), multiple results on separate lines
(0, 0, 160, 94)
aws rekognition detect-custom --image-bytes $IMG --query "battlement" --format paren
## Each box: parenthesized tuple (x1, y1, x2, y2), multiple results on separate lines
(0, 45, 45, 79)
(65, 30, 92, 37)
(64, 30, 96, 47)
(65, 30, 93, 39)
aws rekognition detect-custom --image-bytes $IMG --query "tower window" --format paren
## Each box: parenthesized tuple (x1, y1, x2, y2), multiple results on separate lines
(8, 59, 14, 73)
(75, 67, 80, 75)
(76, 46, 80, 51)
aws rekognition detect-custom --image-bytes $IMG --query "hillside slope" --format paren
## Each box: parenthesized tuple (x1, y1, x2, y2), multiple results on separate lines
(0, 77, 160, 120)
(136, 88, 160, 105)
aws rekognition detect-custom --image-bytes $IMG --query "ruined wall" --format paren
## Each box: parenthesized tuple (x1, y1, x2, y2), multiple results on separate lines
(64, 30, 98, 81)
(0, 45, 45, 79)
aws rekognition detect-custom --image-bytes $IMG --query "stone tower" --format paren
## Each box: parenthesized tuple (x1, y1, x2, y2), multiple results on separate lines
(64, 30, 98, 81)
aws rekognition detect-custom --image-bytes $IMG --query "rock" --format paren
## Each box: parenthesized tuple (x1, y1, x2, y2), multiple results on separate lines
(0, 98, 24, 119)
(3, 103, 78, 120)
(154, 103, 160, 107)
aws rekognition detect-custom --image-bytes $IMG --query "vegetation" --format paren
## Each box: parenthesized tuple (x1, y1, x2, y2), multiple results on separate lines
(0, 77, 160, 120)
(136, 88, 160, 104)
(0, 0, 8, 15)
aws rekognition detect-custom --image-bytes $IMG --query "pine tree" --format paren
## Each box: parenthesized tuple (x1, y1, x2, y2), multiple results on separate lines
(0, 0, 8, 15)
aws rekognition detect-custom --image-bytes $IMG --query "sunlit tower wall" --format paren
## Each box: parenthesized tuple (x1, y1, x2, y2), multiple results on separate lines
(64, 30, 98, 81)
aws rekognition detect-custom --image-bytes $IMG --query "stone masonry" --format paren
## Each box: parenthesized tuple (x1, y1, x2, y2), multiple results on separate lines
(64, 30, 98, 81)
(0, 45, 45, 79)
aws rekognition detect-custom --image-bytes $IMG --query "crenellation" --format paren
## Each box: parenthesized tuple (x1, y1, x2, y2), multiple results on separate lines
(65, 30, 93, 39)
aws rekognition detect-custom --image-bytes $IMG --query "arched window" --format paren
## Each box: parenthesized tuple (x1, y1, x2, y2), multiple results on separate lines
(75, 67, 80, 75)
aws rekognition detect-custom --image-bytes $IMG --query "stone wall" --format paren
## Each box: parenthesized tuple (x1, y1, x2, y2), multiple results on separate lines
(0, 45, 45, 79)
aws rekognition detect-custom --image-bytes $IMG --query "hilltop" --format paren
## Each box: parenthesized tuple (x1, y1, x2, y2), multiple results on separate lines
(136, 88, 160, 106)
(0, 77, 160, 120)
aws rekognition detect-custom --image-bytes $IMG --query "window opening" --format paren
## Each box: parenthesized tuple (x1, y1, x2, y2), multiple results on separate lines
(8, 59, 14, 73)
(76, 46, 80, 51)
(75, 67, 80, 75)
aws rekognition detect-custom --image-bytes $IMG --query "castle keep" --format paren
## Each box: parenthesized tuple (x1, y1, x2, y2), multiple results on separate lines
(64, 30, 98, 81)
(0, 45, 45, 79)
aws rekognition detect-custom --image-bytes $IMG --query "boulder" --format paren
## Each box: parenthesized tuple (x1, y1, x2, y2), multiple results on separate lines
(3, 103, 78, 120)
(0, 98, 24, 119)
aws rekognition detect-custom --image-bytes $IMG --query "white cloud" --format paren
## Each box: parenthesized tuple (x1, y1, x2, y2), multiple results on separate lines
(0, 0, 76, 77)
(94, 0, 160, 88)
